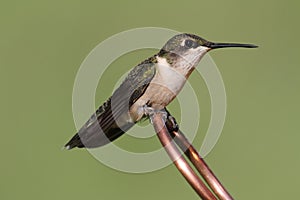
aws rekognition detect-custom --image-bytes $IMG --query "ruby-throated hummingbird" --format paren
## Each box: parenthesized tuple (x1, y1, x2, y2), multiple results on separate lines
(65, 33, 257, 149)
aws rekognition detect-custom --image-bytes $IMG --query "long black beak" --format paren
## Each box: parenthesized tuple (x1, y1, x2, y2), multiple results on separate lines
(206, 42, 258, 49)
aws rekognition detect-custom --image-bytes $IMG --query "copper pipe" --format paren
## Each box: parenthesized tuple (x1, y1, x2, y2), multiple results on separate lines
(171, 130, 233, 200)
(151, 112, 217, 200)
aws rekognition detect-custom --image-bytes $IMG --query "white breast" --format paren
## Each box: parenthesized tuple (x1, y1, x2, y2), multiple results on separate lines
(154, 56, 187, 95)
(129, 56, 190, 121)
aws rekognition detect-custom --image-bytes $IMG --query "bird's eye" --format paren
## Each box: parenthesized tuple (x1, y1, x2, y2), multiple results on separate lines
(184, 39, 198, 48)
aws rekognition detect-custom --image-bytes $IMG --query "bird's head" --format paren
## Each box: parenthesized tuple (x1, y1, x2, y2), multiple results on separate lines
(158, 33, 257, 70)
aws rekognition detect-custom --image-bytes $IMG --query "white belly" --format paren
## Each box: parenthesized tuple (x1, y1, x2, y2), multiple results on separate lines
(129, 57, 189, 121)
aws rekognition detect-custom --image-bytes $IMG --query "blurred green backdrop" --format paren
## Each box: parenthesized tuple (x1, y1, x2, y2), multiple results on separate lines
(1, 1, 299, 199)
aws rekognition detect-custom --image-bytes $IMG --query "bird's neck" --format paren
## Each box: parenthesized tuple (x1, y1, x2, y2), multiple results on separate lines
(156, 53, 198, 78)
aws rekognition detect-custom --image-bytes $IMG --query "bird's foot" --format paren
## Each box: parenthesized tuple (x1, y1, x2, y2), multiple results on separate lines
(143, 105, 168, 124)
(165, 113, 179, 132)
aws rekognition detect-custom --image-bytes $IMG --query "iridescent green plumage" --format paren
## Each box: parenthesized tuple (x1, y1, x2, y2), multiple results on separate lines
(65, 56, 157, 149)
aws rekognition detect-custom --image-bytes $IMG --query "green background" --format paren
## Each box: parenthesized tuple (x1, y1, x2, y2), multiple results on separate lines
(1, 0, 299, 199)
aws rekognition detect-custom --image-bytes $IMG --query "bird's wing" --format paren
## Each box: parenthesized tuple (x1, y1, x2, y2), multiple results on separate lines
(65, 56, 157, 149)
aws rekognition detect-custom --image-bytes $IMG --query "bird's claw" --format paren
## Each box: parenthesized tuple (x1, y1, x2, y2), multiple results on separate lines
(143, 105, 168, 124)
(165, 114, 179, 132)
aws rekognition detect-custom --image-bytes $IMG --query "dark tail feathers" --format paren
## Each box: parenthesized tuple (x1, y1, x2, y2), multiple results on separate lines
(64, 133, 84, 150)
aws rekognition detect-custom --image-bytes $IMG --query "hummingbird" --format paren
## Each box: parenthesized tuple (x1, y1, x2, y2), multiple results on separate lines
(65, 33, 257, 149)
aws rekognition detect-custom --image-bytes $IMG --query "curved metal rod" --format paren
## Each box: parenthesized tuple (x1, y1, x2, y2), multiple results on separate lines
(171, 130, 234, 200)
(150, 112, 217, 200)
